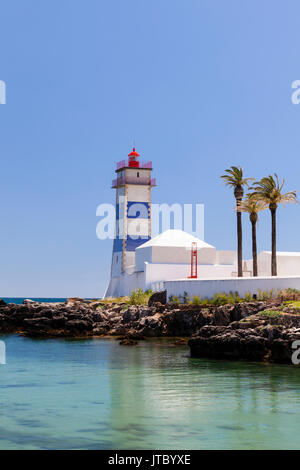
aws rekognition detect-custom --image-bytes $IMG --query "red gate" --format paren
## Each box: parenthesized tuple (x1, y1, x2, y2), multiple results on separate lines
(188, 242, 198, 279)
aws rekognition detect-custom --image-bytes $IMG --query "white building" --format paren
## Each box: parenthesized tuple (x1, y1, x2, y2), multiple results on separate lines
(244, 251, 300, 277)
(105, 228, 238, 298)
(104, 148, 300, 299)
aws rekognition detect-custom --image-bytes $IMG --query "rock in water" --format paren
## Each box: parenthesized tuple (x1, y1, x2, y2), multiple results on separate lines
(119, 338, 138, 346)
(189, 313, 300, 364)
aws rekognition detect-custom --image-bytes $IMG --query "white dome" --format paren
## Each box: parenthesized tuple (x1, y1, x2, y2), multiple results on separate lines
(136, 229, 215, 249)
(135, 230, 216, 270)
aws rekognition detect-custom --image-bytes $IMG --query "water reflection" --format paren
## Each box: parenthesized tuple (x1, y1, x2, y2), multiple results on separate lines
(0, 335, 300, 449)
(106, 339, 300, 449)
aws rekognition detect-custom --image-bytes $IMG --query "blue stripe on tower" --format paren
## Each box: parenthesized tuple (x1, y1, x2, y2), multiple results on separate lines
(116, 204, 120, 220)
(127, 202, 150, 219)
(113, 238, 123, 252)
(125, 236, 151, 252)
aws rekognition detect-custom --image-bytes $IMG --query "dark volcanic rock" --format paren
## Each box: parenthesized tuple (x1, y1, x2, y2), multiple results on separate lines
(119, 338, 138, 346)
(148, 291, 167, 306)
(211, 301, 280, 326)
(189, 313, 300, 364)
(0, 298, 283, 340)
(162, 309, 208, 336)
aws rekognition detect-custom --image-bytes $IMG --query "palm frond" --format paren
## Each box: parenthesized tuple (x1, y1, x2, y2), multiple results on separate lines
(221, 166, 253, 188)
(235, 194, 267, 214)
(251, 174, 297, 206)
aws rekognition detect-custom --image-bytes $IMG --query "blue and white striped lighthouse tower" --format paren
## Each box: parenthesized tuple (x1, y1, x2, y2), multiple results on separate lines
(109, 147, 156, 283)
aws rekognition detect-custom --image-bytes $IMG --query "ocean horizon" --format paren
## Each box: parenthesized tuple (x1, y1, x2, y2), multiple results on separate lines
(1, 298, 95, 305)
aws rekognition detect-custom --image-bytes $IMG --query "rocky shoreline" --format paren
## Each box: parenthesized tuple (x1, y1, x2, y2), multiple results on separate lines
(1, 297, 300, 363)
(0, 297, 274, 338)
(189, 310, 300, 364)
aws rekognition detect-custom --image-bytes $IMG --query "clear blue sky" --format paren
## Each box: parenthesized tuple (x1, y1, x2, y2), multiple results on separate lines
(1, 0, 300, 298)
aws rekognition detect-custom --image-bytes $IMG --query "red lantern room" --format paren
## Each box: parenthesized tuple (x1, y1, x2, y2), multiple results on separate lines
(128, 147, 140, 168)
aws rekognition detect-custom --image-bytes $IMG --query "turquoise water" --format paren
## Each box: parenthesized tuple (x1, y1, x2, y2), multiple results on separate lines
(0, 335, 300, 449)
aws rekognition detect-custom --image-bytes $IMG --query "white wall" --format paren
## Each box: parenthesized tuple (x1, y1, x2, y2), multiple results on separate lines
(216, 250, 237, 265)
(135, 246, 153, 272)
(123, 251, 135, 272)
(257, 252, 300, 277)
(111, 252, 122, 277)
(144, 263, 235, 289)
(126, 182, 151, 202)
(163, 276, 300, 300)
(105, 270, 145, 298)
(244, 252, 300, 277)
(151, 246, 216, 264)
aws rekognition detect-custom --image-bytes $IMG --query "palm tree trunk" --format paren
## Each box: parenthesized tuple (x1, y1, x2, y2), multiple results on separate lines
(271, 208, 277, 276)
(251, 220, 258, 277)
(237, 207, 243, 277)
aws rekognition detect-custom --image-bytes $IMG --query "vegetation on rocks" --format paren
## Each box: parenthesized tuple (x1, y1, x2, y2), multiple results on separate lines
(128, 289, 153, 306)
(259, 310, 281, 318)
(168, 288, 300, 306)
(96, 289, 153, 307)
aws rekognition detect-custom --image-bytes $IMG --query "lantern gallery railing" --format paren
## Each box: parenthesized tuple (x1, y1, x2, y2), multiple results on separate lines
(112, 177, 156, 188)
(116, 159, 152, 170)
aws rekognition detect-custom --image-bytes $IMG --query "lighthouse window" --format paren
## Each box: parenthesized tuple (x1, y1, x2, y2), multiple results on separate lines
(137, 172, 139, 177)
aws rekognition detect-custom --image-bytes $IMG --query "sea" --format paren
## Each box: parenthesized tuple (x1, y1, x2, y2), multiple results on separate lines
(3, 298, 73, 305)
(0, 298, 299, 450)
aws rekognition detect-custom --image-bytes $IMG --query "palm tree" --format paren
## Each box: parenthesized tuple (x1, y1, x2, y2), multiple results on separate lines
(251, 174, 297, 276)
(221, 166, 253, 277)
(237, 195, 267, 276)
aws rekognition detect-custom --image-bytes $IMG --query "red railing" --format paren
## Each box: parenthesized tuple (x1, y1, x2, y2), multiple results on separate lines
(116, 159, 152, 170)
(116, 160, 126, 170)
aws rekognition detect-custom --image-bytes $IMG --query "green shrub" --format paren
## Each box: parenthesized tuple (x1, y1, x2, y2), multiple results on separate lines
(167, 290, 270, 306)
(277, 288, 300, 301)
(192, 296, 202, 305)
(169, 295, 180, 305)
(257, 289, 274, 301)
(211, 292, 230, 306)
(283, 288, 300, 295)
(228, 291, 243, 304)
(128, 289, 152, 306)
(144, 289, 153, 295)
(182, 291, 190, 304)
(244, 292, 253, 302)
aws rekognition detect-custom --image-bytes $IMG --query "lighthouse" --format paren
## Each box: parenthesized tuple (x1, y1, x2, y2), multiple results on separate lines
(110, 147, 156, 280)
(104, 146, 239, 299)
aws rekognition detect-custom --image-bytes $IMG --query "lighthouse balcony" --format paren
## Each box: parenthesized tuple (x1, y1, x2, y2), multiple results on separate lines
(112, 176, 156, 188)
(116, 159, 153, 171)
